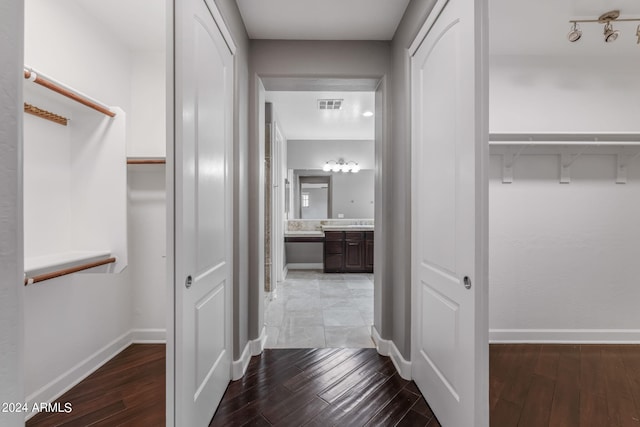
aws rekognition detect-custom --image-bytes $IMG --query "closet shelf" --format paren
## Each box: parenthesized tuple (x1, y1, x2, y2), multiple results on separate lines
(24, 251, 115, 285)
(490, 132, 640, 145)
(24, 66, 115, 117)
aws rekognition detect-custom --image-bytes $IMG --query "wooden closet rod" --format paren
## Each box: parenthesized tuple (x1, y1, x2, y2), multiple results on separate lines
(24, 257, 117, 285)
(127, 158, 166, 165)
(23, 66, 115, 118)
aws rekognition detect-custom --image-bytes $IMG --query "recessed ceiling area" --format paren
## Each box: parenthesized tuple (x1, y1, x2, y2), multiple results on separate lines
(265, 91, 375, 140)
(235, 0, 411, 40)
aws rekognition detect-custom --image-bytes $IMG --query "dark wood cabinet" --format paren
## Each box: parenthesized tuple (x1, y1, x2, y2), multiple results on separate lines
(323, 230, 373, 273)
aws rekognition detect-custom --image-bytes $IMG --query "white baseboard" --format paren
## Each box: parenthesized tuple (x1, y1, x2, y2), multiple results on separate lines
(286, 263, 323, 270)
(25, 330, 133, 421)
(371, 326, 412, 380)
(232, 326, 267, 380)
(252, 326, 267, 355)
(490, 328, 640, 344)
(131, 328, 166, 343)
(283, 265, 289, 278)
(232, 342, 252, 380)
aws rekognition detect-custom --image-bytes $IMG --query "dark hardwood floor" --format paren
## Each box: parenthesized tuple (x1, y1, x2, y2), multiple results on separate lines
(211, 348, 440, 427)
(490, 344, 640, 427)
(25, 343, 640, 426)
(26, 344, 165, 427)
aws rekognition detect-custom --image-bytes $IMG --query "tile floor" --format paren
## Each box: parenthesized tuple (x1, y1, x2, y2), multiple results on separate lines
(264, 269, 374, 348)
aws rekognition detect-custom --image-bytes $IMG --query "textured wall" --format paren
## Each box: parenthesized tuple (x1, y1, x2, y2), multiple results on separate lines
(0, 1, 25, 425)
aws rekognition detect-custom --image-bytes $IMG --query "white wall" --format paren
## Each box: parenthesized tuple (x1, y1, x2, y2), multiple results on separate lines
(0, 1, 25, 425)
(128, 169, 166, 336)
(489, 55, 640, 342)
(490, 55, 640, 133)
(130, 52, 166, 157)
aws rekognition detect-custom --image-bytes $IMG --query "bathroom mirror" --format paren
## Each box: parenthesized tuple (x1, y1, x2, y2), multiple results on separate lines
(290, 169, 374, 219)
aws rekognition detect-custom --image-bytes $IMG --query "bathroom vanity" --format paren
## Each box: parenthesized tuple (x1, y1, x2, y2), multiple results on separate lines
(323, 227, 374, 273)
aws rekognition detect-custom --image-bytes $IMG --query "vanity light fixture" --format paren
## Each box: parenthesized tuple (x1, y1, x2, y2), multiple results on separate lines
(568, 10, 640, 44)
(362, 111, 374, 117)
(322, 159, 360, 173)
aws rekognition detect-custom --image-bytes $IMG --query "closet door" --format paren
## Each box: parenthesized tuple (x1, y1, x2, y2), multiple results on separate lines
(410, 0, 489, 425)
(174, 0, 234, 425)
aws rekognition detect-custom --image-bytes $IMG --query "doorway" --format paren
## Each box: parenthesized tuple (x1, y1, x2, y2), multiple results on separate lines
(261, 83, 379, 349)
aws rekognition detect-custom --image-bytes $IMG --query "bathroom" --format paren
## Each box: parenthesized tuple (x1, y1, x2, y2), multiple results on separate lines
(263, 89, 376, 348)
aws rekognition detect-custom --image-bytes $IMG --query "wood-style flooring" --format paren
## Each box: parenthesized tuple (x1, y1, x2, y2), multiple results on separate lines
(24, 343, 640, 426)
(210, 348, 440, 426)
(26, 344, 165, 427)
(490, 344, 640, 427)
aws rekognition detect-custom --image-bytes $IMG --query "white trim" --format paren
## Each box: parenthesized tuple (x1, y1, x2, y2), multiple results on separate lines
(231, 327, 267, 380)
(286, 263, 323, 270)
(251, 326, 267, 355)
(202, 0, 236, 55)
(283, 264, 289, 278)
(232, 342, 252, 380)
(490, 329, 640, 344)
(131, 328, 167, 343)
(408, 0, 451, 56)
(24, 331, 133, 421)
(371, 326, 412, 380)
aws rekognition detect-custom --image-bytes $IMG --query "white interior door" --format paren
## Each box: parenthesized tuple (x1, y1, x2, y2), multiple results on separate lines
(173, 0, 234, 425)
(410, 0, 488, 426)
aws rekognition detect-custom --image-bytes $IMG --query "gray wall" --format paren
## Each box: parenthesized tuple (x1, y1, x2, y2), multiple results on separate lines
(249, 40, 391, 341)
(390, 0, 438, 358)
(287, 139, 375, 170)
(0, 0, 25, 424)
(213, 0, 250, 360)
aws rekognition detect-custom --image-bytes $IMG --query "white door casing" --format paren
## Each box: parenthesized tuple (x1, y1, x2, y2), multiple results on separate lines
(410, 0, 489, 426)
(173, 0, 234, 425)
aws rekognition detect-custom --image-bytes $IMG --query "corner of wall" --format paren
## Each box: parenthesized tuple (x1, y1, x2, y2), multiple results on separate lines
(371, 326, 412, 380)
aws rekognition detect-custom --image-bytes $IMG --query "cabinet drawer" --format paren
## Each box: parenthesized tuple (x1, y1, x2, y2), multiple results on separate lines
(325, 231, 344, 241)
(365, 231, 374, 240)
(325, 241, 343, 254)
(345, 231, 364, 241)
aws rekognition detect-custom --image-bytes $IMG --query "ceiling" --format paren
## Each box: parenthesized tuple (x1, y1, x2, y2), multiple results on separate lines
(490, 0, 640, 56)
(265, 91, 375, 140)
(235, 0, 411, 40)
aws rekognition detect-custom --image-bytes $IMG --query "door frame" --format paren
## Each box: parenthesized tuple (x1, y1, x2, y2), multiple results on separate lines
(408, 0, 489, 424)
(167, 0, 237, 425)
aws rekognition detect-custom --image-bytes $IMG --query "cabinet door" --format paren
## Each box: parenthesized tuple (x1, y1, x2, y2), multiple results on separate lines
(365, 239, 374, 272)
(344, 240, 364, 271)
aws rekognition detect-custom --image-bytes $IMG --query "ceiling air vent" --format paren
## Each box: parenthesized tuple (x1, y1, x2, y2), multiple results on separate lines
(317, 99, 343, 110)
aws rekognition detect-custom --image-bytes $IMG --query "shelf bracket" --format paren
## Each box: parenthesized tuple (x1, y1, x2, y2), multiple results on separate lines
(501, 144, 529, 184)
(617, 149, 640, 184)
(560, 147, 585, 184)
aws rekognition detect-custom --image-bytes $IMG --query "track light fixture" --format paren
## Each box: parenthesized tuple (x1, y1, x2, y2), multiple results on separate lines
(568, 10, 640, 44)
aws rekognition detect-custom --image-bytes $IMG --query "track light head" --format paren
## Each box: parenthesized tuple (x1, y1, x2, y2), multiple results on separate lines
(568, 22, 582, 42)
(603, 22, 619, 43)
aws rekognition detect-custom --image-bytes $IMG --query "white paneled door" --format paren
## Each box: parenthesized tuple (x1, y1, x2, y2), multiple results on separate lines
(410, 0, 488, 426)
(174, 0, 234, 425)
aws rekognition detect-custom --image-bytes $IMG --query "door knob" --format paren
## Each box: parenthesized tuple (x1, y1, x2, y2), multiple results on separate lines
(185, 275, 193, 289)
(463, 276, 472, 289)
